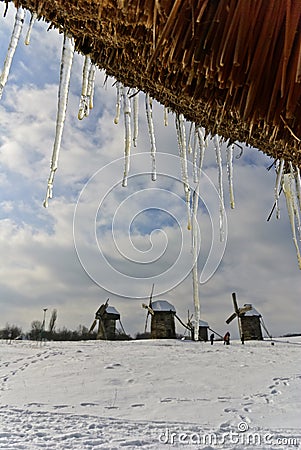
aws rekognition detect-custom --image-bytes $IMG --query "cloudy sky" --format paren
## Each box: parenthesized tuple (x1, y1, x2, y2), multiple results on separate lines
(0, 4, 300, 339)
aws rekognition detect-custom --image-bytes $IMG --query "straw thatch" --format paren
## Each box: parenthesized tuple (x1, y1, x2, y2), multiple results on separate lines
(7, 0, 301, 166)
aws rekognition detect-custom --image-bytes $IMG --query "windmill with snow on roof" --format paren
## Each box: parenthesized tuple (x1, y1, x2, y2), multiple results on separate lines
(89, 299, 124, 340)
(142, 285, 177, 339)
(226, 292, 265, 341)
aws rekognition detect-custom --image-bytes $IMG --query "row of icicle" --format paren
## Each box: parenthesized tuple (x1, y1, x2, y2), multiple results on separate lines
(0, 8, 300, 341)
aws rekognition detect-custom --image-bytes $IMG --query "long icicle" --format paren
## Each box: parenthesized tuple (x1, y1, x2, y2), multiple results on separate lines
(295, 166, 301, 212)
(133, 91, 139, 147)
(114, 81, 122, 124)
(226, 143, 235, 209)
(175, 113, 191, 230)
(187, 122, 194, 154)
(145, 93, 157, 181)
(78, 55, 91, 120)
(122, 87, 131, 187)
(24, 11, 37, 45)
(213, 135, 225, 241)
(191, 127, 206, 251)
(196, 127, 206, 181)
(192, 128, 199, 183)
(87, 63, 96, 110)
(191, 185, 200, 341)
(283, 173, 301, 269)
(43, 35, 75, 207)
(0, 8, 25, 100)
(289, 163, 301, 241)
(191, 127, 207, 342)
(274, 159, 285, 219)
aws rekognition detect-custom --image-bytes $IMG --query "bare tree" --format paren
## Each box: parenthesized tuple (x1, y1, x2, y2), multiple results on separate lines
(30, 320, 42, 340)
(0, 323, 22, 340)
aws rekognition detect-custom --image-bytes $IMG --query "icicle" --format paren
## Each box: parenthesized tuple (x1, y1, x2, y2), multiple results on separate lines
(175, 114, 191, 230)
(226, 144, 235, 209)
(283, 173, 301, 269)
(191, 185, 200, 341)
(289, 163, 301, 241)
(179, 113, 187, 157)
(87, 64, 96, 110)
(295, 166, 301, 212)
(145, 93, 157, 181)
(133, 91, 139, 147)
(122, 87, 131, 187)
(0, 8, 25, 100)
(196, 127, 206, 181)
(192, 130, 199, 183)
(78, 55, 91, 120)
(213, 135, 225, 242)
(274, 159, 285, 219)
(191, 126, 207, 341)
(24, 11, 37, 45)
(114, 82, 122, 124)
(43, 35, 75, 208)
(164, 106, 168, 126)
(187, 122, 194, 154)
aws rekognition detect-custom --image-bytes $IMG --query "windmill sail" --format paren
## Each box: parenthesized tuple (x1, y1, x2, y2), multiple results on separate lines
(226, 312, 237, 324)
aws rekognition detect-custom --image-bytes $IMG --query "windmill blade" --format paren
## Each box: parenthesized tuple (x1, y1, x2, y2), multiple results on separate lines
(238, 304, 252, 315)
(226, 312, 237, 324)
(142, 303, 154, 315)
(143, 284, 155, 334)
(89, 319, 97, 333)
(232, 292, 240, 315)
(149, 283, 154, 306)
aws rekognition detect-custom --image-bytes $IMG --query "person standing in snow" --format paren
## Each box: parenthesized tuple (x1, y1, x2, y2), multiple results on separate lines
(210, 333, 214, 345)
(224, 331, 230, 345)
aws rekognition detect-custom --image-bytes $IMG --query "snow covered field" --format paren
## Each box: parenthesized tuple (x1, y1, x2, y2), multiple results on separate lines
(0, 338, 300, 449)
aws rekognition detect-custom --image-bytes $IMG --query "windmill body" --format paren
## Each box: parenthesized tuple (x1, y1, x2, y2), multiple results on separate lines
(191, 319, 210, 341)
(90, 301, 120, 340)
(239, 305, 263, 341)
(149, 300, 176, 339)
(226, 293, 263, 341)
(198, 320, 209, 342)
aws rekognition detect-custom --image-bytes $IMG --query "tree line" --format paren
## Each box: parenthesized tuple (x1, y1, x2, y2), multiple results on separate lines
(0, 321, 98, 341)
(0, 308, 129, 341)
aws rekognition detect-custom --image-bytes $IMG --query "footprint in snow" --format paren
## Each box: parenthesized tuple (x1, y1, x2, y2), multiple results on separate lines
(160, 398, 174, 403)
(26, 402, 44, 407)
(270, 388, 281, 395)
(80, 402, 98, 407)
(131, 403, 145, 408)
(104, 363, 122, 369)
(243, 406, 252, 412)
(224, 408, 237, 413)
(239, 414, 251, 423)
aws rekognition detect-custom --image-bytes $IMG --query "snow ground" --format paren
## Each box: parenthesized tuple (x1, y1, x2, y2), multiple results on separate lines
(0, 338, 300, 449)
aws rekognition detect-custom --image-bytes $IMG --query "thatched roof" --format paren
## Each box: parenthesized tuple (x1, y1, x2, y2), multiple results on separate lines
(9, 0, 301, 167)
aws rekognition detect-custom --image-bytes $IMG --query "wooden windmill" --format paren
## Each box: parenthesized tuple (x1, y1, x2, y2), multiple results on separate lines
(187, 311, 210, 341)
(142, 287, 176, 339)
(89, 299, 121, 340)
(226, 292, 263, 341)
